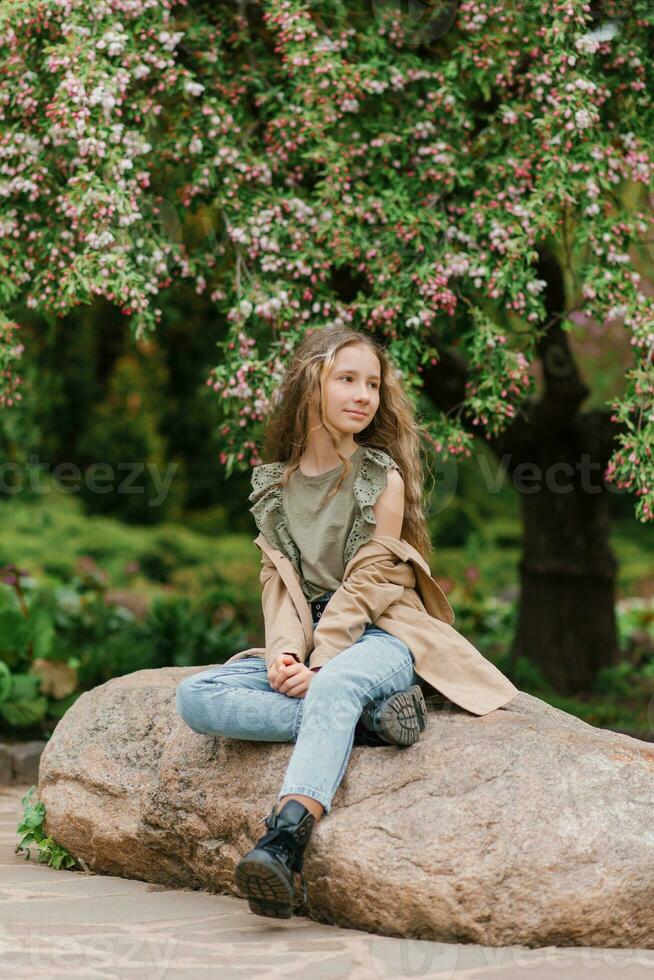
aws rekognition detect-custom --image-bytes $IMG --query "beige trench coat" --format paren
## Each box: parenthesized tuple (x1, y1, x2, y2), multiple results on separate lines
(223, 532, 520, 717)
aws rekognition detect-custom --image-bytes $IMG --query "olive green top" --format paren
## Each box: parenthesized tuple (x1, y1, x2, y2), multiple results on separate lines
(249, 443, 401, 602)
(282, 443, 365, 601)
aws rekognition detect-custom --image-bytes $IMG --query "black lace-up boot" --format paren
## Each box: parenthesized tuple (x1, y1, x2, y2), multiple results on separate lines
(235, 799, 316, 918)
(358, 684, 427, 747)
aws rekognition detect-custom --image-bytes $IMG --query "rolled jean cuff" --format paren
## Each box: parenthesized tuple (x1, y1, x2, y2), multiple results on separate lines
(277, 784, 332, 815)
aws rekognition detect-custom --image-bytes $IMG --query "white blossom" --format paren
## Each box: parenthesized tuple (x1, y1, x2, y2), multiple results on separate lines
(97, 27, 128, 57)
(85, 230, 115, 249)
(313, 36, 340, 53)
(364, 79, 388, 95)
(448, 255, 469, 276)
(158, 30, 184, 51)
(575, 21, 618, 55)
(340, 97, 359, 113)
(89, 83, 117, 113)
(184, 80, 205, 97)
(575, 108, 593, 130)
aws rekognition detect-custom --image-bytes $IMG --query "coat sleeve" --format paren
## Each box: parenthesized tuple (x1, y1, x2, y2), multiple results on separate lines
(259, 550, 307, 669)
(309, 555, 408, 669)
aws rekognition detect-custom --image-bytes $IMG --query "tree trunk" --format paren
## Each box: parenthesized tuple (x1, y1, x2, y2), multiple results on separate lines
(508, 418, 618, 693)
(421, 251, 623, 693)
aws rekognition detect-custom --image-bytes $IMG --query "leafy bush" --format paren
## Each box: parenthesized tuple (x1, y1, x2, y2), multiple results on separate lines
(591, 598, 654, 701)
(75, 353, 187, 525)
(0, 559, 253, 739)
(616, 597, 654, 658)
(136, 530, 202, 583)
(15, 786, 77, 870)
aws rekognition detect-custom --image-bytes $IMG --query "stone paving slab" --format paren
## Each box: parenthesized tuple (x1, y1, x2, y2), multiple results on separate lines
(2, 784, 654, 979)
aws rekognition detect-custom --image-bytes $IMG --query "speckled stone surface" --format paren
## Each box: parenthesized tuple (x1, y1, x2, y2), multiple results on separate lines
(3, 784, 654, 978)
(34, 667, 654, 949)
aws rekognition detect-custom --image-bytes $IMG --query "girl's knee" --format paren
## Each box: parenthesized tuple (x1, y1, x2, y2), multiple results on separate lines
(175, 674, 209, 730)
(175, 664, 245, 717)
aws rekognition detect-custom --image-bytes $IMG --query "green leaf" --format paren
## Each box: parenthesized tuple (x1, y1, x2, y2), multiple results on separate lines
(0, 661, 11, 703)
(0, 696, 48, 728)
(8, 673, 41, 702)
(31, 608, 55, 659)
(0, 609, 30, 660)
(20, 805, 45, 830)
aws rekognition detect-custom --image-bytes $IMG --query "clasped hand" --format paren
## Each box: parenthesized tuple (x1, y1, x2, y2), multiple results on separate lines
(268, 653, 315, 698)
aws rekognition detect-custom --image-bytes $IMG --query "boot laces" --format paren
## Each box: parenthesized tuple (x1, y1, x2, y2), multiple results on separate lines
(257, 806, 310, 902)
(256, 823, 301, 861)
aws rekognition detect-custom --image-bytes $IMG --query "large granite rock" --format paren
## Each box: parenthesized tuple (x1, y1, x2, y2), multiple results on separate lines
(38, 666, 654, 947)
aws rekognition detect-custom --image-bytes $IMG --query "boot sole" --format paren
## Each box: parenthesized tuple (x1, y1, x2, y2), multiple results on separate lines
(376, 684, 427, 747)
(235, 850, 294, 919)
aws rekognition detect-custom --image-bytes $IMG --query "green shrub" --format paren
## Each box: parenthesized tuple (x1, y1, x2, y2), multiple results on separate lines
(75, 353, 186, 524)
(15, 787, 77, 870)
(0, 556, 253, 738)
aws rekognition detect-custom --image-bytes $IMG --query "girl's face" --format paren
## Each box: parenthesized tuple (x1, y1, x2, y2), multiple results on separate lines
(322, 344, 381, 434)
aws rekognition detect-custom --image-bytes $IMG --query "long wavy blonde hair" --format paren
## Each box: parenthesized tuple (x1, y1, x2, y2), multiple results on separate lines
(260, 326, 435, 561)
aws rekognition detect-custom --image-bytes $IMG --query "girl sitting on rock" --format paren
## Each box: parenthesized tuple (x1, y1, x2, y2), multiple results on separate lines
(175, 325, 518, 919)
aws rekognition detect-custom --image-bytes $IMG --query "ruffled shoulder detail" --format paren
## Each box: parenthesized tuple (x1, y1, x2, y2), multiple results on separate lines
(248, 462, 302, 576)
(343, 446, 401, 566)
(249, 446, 401, 578)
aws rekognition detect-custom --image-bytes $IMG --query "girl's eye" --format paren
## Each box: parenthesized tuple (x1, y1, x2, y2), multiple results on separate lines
(341, 376, 378, 389)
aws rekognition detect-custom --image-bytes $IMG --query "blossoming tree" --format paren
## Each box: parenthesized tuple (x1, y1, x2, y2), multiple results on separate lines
(1, 0, 652, 690)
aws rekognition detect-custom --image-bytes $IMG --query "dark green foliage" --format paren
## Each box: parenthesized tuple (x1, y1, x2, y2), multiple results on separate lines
(15, 786, 77, 870)
(0, 549, 252, 739)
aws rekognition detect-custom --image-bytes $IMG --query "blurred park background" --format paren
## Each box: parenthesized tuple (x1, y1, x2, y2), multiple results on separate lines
(0, 0, 653, 743)
(0, 298, 652, 739)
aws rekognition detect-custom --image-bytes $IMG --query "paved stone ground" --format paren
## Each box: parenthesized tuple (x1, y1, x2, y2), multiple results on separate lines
(1, 784, 653, 979)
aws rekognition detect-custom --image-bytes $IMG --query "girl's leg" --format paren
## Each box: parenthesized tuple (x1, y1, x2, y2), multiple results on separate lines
(277, 625, 418, 816)
(175, 657, 303, 742)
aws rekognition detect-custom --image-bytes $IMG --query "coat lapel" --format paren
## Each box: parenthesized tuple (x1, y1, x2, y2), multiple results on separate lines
(254, 532, 314, 643)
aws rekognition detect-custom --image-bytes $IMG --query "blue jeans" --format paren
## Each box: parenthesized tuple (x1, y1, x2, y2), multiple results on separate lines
(175, 599, 419, 815)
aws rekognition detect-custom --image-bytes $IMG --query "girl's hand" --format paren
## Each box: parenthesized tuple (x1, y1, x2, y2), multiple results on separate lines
(278, 662, 315, 698)
(271, 659, 316, 699)
(268, 653, 298, 691)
